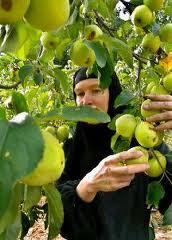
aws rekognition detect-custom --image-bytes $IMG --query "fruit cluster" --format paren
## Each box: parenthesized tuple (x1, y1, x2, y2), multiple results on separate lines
(114, 112, 167, 178)
(131, 0, 172, 54)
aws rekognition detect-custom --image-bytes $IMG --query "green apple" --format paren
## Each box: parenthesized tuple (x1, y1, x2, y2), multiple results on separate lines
(159, 23, 172, 43)
(40, 32, 59, 50)
(162, 72, 172, 93)
(45, 126, 56, 137)
(126, 146, 149, 165)
(146, 150, 167, 177)
(143, 0, 164, 11)
(141, 99, 161, 118)
(115, 114, 137, 139)
(0, 0, 30, 24)
(84, 25, 103, 41)
(141, 33, 161, 53)
(131, 5, 153, 28)
(154, 131, 164, 147)
(24, 0, 70, 32)
(135, 121, 159, 148)
(70, 39, 96, 67)
(145, 81, 157, 94)
(150, 84, 169, 95)
(56, 124, 69, 142)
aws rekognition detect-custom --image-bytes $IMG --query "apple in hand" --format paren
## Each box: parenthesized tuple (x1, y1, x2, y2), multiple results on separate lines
(162, 72, 172, 93)
(146, 150, 167, 177)
(131, 5, 153, 28)
(141, 99, 161, 118)
(145, 81, 157, 94)
(150, 84, 169, 95)
(141, 33, 161, 53)
(115, 114, 137, 139)
(135, 121, 159, 148)
(126, 146, 149, 165)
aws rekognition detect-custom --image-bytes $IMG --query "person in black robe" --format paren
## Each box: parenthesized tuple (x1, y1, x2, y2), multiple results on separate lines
(57, 67, 172, 240)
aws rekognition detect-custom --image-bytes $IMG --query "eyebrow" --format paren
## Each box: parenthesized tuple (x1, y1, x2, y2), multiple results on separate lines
(74, 83, 100, 92)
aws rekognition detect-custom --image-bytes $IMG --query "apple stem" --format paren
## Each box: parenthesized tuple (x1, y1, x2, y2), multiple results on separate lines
(150, 149, 172, 185)
(163, 171, 172, 186)
(151, 149, 164, 172)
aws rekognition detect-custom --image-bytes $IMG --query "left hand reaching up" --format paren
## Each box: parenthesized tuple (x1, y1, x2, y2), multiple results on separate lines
(142, 94, 172, 131)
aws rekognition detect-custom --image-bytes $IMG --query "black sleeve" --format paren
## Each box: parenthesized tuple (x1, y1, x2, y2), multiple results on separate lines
(156, 143, 172, 214)
(58, 180, 99, 240)
(56, 139, 99, 240)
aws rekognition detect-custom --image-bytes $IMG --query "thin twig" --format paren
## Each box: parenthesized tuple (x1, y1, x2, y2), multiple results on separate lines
(0, 81, 21, 89)
(94, 10, 115, 37)
(135, 58, 143, 100)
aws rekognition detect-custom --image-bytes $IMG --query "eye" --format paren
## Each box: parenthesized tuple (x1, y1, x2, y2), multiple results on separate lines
(76, 92, 85, 97)
(92, 89, 102, 95)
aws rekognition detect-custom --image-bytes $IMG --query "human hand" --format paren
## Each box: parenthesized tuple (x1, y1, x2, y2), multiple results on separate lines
(143, 94, 172, 131)
(76, 149, 149, 202)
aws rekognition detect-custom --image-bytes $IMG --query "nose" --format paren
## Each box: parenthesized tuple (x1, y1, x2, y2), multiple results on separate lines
(82, 92, 93, 106)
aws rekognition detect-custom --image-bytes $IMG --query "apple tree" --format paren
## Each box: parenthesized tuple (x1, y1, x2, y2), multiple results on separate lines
(0, 0, 172, 239)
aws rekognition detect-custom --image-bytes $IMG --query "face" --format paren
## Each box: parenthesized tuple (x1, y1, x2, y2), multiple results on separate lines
(74, 78, 109, 113)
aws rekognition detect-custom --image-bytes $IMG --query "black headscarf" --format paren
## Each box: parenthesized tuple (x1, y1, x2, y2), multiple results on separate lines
(63, 68, 122, 180)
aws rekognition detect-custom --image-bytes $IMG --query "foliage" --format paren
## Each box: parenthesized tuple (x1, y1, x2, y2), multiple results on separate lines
(0, 0, 172, 239)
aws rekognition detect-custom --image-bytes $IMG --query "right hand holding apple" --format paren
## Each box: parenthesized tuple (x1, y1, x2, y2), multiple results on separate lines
(76, 149, 149, 202)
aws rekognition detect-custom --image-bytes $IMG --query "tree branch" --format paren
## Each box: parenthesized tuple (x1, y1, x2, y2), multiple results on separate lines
(0, 81, 21, 89)
(93, 10, 115, 37)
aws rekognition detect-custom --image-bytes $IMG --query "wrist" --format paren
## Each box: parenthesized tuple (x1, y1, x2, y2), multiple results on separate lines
(76, 174, 97, 203)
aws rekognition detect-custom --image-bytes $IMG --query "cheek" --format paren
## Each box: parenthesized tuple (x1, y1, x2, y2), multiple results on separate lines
(76, 97, 81, 106)
(96, 95, 109, 112)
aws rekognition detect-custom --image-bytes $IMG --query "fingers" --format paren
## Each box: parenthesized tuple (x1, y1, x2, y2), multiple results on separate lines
(143, 101, 172, 110)
(111, 163, 149, 175)
(146, 111, 172, 123)
(145, 94, 172, 101)
(154, 120, 172, 131)
(146, 111, 172, 121)
(104, 150, 143, 165)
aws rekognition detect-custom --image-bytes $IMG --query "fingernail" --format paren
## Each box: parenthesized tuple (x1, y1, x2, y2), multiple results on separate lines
(143, 104, 149, 109)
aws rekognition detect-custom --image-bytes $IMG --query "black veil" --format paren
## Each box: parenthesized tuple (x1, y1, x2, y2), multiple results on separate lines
(61, 68, 123, 180)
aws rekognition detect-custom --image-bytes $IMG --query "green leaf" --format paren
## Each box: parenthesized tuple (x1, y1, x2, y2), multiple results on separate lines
(146, 181, 165, 207)
(0, 213, 21, 240)
(0, 107, 6, 120)
(112, 136, 131, 153)
(111, 132, 119, 152)
(0, 183, 24, 234)
(114, 90, 134, 108)
(18, 65, 33, 82)
(165, 5, 172, 16)
(41, 105, 111, 124)
(148, 226, 155, 240)
(23, 185, 42, 211)
(111, 38, 133, 68)
(98, 53, 114, 89)
(43, 184, 64, 240)
(33, 71, 43, 85)
(53, 68, 69, 95)
(84, 40, 107, 68)
(0, 113, 44, 216)
(163, 203, 172, 226)
(11, 91, 29, 114)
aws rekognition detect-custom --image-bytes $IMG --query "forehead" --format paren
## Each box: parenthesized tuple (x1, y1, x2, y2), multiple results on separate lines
(74, 78, 100, 91)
